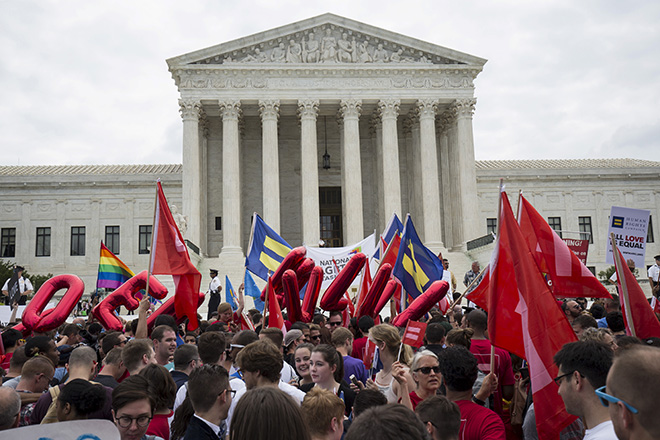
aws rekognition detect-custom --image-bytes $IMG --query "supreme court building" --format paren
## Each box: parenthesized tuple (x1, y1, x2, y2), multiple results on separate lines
(1, 14, 659, 297)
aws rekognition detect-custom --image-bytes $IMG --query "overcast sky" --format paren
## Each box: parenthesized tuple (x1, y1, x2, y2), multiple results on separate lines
(1, 1, 658, 166)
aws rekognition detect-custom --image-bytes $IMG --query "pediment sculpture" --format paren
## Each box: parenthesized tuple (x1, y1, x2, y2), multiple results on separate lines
(194, 26, 463, 66)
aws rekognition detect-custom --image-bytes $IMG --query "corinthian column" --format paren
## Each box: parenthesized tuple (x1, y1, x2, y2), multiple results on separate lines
(452, 98, 479, 249)
(179, 99, 202, 248)
(298, 99, 320, 246)
(417, 99, 443, 252)
(219, 99, 242, 254)
(339, 99, 364, 244)
(378, 99, 402, 226)
(259, 99, 281, 233)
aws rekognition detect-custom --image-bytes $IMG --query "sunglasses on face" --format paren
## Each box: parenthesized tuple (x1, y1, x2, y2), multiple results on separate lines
(595, 386, 638, 414)
(311, 335, 321, 340)
(415, 366, 440, 375)
(329, 321, 341, 326)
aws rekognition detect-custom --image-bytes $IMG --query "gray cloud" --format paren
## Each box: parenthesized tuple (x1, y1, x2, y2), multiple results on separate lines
(1, 1, 659, 165)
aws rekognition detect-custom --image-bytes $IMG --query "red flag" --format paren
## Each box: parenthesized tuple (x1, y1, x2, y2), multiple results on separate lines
(355, 263, 372, 316)
(465, 264, 490, 311)
(401, 320, 427, 348)
(518, 194, 611, 299)
(240, 311, 255, 331)
(267, 276, 286, 334)
(150, 181, 201, 330)
(379, 233, 401, 271)
(612, 238, 660, 339)
(489, 190, 577, 440)
(363, 338, 376, 370)
(651, 297, 660, 315)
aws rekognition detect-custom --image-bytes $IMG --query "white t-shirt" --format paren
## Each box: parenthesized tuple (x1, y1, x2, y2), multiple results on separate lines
(648, 263, 660, 282)
(280, 361, 298, 383)
(208, 276, 221, 293)
(583, 420, 617, 440)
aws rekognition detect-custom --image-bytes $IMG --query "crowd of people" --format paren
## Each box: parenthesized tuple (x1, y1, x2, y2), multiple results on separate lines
(1, 266, 660, 440)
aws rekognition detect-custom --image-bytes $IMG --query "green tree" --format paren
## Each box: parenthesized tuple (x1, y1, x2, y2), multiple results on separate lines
(0, 259, 54, 295)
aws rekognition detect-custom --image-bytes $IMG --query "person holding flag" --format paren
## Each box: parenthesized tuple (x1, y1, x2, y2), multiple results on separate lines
(214, 281, 244, 332)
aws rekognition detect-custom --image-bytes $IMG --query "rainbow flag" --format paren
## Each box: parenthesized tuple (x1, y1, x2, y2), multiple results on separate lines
(97, 242, 135, 290)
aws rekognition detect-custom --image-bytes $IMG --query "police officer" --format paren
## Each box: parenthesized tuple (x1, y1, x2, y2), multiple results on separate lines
(207, 269, 222, 321)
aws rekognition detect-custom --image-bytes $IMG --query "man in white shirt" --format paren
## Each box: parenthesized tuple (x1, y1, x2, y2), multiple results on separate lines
(554, 341, 617, 439)
(207, 269, 222, 320)
(647, 255, 660, 297)
(2, 266, 33, 306)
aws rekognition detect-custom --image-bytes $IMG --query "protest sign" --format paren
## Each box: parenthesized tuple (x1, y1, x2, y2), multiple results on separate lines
(606, 206, 650, 269)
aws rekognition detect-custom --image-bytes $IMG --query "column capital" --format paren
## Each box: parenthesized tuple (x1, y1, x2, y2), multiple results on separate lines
(452, 98, 477, 119)
(416, 99, 438, 120)
(199, 112, 210, 138)
(339, 99, 362, 119)
(402, 116, 415, 135)
(297, 99, 319, 120)
(219, 99, 242, 120)
(369, 113, 382, 136)
(436, 110, 455, 134)
(259, 99, 280, 121)
(179, 99, 202, 121)
(378, 99, 400, 120)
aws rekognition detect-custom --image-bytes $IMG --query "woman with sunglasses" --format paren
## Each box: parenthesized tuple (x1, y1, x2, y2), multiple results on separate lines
(409, 350, 441, 410)
(294, 343, 314, 386)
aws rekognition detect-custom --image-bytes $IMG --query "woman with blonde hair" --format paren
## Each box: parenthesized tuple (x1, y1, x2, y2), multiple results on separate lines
(408, 350, 440, 410)
(367, 324, 414, 407)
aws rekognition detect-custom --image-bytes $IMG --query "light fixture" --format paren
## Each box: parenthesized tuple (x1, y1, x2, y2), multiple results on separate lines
(322, 116, 330, 170)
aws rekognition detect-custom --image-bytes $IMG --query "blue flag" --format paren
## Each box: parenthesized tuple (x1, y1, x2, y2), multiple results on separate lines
(392, 214, 444, 302)
(244, 269, 265, 313)
(374, 213, 404, 260)
(245, 213, 292, 281)
(225, 276, 238, 311)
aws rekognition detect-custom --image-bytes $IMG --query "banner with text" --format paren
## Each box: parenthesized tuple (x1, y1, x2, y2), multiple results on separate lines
(606, 206, 650, 269)
(562, 238, 590, 265)
(305, 234, 377, 290)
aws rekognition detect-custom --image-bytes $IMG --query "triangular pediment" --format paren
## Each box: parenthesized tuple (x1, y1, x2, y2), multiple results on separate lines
(167, 13, 486, 68)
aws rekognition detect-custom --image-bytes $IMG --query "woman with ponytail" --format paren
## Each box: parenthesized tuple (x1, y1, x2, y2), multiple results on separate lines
(299, 344, 355, 415)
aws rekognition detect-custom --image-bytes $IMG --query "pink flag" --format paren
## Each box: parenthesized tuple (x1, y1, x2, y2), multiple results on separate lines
(612, 239, 660, 339)
(518, 194, 611, 299)
(150, 181, 201, 330)
(489, 190, 577, 440)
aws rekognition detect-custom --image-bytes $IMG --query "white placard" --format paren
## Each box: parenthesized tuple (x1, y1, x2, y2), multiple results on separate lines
(305, 233, 377, 290)
(606, 206, 650, 269)
(0, 419, 120, 440)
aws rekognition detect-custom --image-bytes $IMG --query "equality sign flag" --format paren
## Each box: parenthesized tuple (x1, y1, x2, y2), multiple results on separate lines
(606, 206, 650, 269)
(401, 320, 427, 348)
(245, 213, 292, 281)
(150, 181, 201, 330)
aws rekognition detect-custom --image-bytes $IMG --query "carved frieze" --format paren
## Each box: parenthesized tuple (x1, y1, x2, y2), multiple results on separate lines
(193, 26, 462, 66)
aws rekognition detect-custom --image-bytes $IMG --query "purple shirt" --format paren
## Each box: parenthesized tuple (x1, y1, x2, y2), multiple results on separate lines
(343, 355, 369, 385)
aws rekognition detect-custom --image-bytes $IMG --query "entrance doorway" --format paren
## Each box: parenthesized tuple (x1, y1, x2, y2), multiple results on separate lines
(319, 187, 343, 247)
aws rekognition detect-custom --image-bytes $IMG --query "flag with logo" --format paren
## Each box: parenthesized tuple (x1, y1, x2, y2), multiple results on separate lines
(518, 194, 611, 299)
(149, 181, 201, 330)
(488, 189, 577, 440)
(401, 320, 427, 348)
(225, 276, 238, 311)
(392, 215, 444, 304)
(611, 235, 660, 339)
(244, 269, 265, 312)
(245, 213, 292, 281)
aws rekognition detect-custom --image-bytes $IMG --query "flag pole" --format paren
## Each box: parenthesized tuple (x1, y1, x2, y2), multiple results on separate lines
(264, 274, 271, 326)
(491, 179, 505, 374)
(610, 233, 636, 337)
(145, 180, 160, 301)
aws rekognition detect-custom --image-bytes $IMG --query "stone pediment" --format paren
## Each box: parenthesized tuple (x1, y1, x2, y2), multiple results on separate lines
(167, 13, 486, 68)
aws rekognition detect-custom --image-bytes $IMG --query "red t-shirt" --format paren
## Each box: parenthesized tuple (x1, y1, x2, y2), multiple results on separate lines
(469, 339, 515, 417)
(352, 337, 367, 362)
(147, 411, 173, 440)
(0, 352, 13, 371)
(409, 391, 423, 410)
(455, 399, 506, 440)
